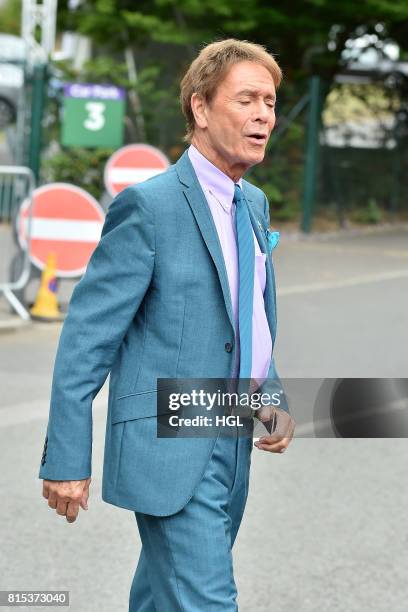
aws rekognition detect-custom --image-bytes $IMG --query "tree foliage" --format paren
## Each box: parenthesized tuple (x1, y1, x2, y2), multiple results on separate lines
(0, 0, 20, 35)
(59, 0, 408, 76)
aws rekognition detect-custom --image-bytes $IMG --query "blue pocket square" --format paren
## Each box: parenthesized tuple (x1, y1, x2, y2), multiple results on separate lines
(265, 229, 280, 252)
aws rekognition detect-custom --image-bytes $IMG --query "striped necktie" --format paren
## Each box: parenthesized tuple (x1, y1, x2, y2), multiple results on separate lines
(233, 184, 255, 381)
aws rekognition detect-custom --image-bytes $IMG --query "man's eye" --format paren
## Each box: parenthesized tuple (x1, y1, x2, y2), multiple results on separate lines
(239, 100, 251, 105)
(266, 102, 275, 109)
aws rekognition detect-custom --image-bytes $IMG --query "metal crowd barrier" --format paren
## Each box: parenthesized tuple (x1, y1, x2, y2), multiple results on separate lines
(0, 166, 35, 320)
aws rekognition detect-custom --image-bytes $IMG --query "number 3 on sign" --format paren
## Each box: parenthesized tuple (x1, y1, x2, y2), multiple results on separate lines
(84, 102, 106, 131)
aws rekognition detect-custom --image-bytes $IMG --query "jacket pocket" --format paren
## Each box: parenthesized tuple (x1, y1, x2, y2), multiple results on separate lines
(111, 389, 176, 424)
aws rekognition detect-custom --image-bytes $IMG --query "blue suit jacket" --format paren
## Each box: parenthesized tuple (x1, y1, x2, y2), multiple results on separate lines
(39, 150, 287, 516)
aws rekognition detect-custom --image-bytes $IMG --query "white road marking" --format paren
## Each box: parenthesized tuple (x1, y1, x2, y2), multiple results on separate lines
(278, 269, 408, 296)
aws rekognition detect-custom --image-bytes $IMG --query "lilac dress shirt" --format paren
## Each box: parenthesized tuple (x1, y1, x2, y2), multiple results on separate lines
(188, 144, 272, 385)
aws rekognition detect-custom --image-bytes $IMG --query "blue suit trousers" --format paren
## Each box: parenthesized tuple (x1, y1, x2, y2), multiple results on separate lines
(129, 431, 253, 611)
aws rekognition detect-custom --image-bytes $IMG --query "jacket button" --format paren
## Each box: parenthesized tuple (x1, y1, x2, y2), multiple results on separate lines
(225, 342, 233, 353)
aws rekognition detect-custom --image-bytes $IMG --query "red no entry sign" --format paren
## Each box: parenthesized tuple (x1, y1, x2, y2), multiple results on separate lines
(104, 143, 170, 197)
(17, 183, 105, 277)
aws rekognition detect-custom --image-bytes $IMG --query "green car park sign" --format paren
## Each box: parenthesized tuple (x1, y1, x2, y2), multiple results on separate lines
(61, 83, 125, 148)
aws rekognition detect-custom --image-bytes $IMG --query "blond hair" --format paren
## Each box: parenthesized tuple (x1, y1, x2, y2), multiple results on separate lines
(180, 39, 283, 143)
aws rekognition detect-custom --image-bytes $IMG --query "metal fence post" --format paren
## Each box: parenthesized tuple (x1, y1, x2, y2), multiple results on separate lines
(301, 75, 322, 233)
(0, 166, 35, 320)
(28, 63, 47, 182)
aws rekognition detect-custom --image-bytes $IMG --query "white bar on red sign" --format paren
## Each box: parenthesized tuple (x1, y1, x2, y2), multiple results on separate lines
(21, 218, 104, 242)
(109, 167, 167, 184)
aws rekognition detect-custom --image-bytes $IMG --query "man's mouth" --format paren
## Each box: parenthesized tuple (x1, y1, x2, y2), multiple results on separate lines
(246, 134, 268, 145)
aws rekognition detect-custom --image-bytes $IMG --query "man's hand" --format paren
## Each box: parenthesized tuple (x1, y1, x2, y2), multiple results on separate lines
(42, 478, 91, 523)
(254, 406, 295, 453)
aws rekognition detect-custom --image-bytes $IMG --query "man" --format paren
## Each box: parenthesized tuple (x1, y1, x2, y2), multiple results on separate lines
(40, 39, 295, 611)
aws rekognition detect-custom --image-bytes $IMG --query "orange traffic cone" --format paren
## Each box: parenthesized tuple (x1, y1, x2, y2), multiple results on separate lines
(30, 253, 62, 321)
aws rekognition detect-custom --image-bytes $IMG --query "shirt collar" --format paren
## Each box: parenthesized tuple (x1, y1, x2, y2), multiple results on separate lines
(188, 144, 243, 212)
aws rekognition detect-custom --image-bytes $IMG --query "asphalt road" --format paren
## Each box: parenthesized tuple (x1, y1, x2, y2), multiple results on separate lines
(1, 226, 408, 611)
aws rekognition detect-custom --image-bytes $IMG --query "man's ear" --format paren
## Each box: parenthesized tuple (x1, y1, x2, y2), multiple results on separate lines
(190, 93, 208, 130)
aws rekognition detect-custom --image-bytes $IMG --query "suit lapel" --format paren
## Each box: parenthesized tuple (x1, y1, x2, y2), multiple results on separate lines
(175, 151, 235, 334)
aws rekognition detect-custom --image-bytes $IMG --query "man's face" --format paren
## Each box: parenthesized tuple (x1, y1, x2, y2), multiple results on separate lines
(192, 60, 277, 178)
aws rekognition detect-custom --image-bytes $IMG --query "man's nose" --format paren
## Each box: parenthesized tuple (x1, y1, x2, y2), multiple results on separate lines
(252, 101, 272, 123)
